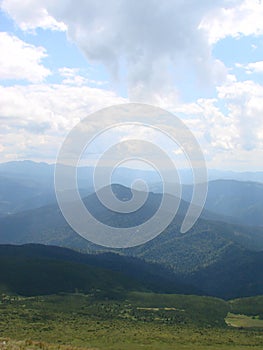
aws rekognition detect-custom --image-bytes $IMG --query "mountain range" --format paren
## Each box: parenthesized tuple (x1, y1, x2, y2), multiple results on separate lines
(0, 243, 198, 297)
(0, 160, 263, 300)
(1, 161, 263, 228)
(0, 185, 263, 299)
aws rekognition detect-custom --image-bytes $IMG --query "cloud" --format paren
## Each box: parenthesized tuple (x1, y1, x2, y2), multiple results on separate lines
(1, 0, 263, 170)
(0, 32, 51, 82)
(176, 76, 263, 163)
(1, 0, 262, 100)
(0, 0, 228, 101)
(236, 61, 263, 74)
(1, 0, 66, 31)
(200, 0, 263, 44)
(173, 97, 238, 154)
(155, 71, 263, 170)
(58, 67, 108, 87)
(59, 67, 86, 86)
(0, 82, 126, 161)
(0, 74, 262, 169)
(217, 78, 263, 151)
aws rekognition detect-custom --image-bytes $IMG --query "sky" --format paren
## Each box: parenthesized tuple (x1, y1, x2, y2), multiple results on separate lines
(0, 0, 263, 171)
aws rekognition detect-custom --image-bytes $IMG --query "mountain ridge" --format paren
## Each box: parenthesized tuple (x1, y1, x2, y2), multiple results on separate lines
(0, 243, 199, 296)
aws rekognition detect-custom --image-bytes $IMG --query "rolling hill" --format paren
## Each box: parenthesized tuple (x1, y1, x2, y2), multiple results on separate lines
(181, 180, 263, 227)
(1, 184, 263, 299)
(1, 160, 263, 227)
(0, 243, 198, 296)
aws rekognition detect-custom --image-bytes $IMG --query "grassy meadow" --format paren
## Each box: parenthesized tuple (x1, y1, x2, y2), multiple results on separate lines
(0, 293, 263, 350)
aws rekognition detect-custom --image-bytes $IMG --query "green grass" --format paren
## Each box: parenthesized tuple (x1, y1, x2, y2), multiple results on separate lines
(0, 293, 263, 349)
(128, 292, 230, 327)
(226, 313, 263, 328)
(0, 338, 97, 350)
(229, 295, 263, 317)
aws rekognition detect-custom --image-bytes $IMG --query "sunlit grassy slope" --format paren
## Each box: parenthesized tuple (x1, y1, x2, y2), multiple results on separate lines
(0, 293, 263, 350)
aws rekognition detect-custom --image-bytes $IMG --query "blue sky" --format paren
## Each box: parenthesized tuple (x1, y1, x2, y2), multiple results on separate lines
(0, 0, 263, 171)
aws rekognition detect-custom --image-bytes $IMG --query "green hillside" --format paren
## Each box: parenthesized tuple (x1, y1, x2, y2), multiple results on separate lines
(0, 245, 262, 349)
(0, 292, 263, 350)
(1, 184, 263, 299)
(204, 180, 263, 227)
(229, 295, 263, 316)
(0, 244, 198, 296)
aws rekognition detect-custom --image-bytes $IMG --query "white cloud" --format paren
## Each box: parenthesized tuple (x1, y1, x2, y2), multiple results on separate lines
(200, 0, 263, 44)
(58, 67, 108, 87)
(236, 61, 263, 74)
(180, 78, 263, 165)
(1, 0, 263, 170)
(0, 82, 126, 161)
(0, 0, 227, 101)
(1, 0, 262, 100)
(1, 0, 66, 31)
(0, 32, 51, 82)
(173, 98, 238, 154)
(217, 79, 263, 151)
(59, 67, 86, 86)
(157, 74, 263, 170)
(0, 76, 262, 170)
